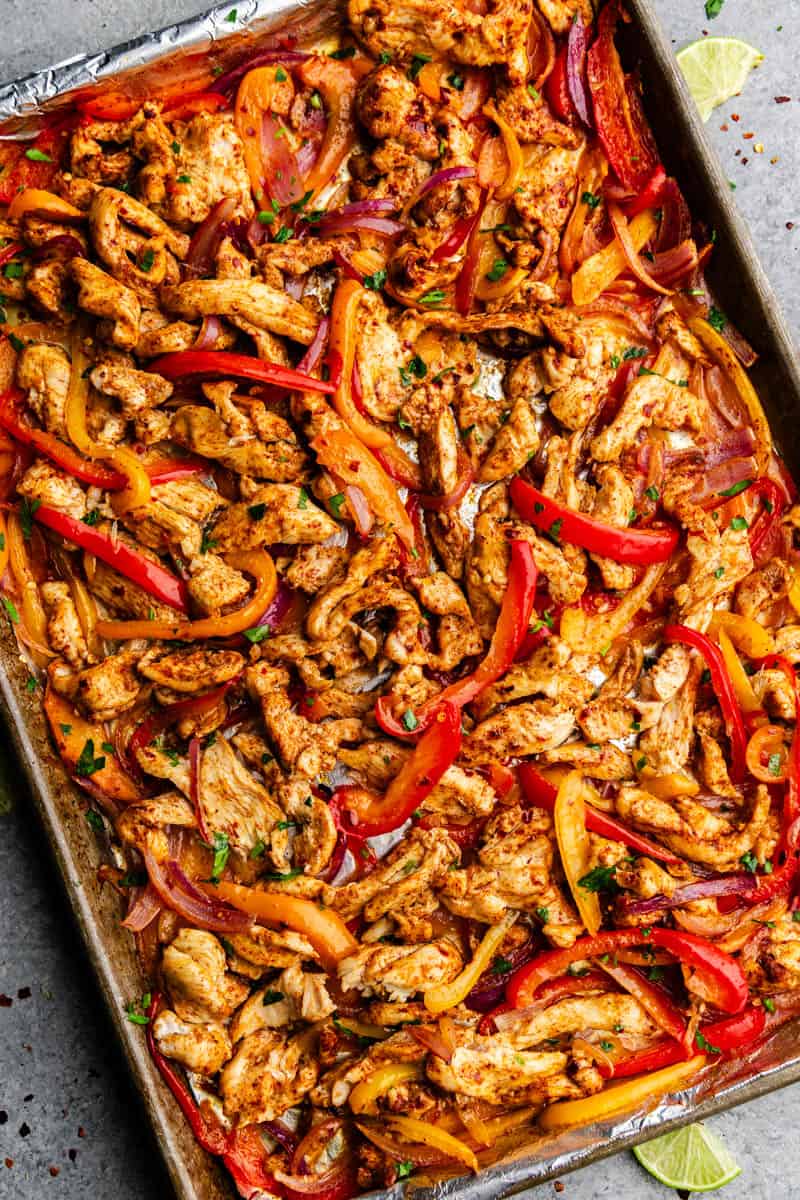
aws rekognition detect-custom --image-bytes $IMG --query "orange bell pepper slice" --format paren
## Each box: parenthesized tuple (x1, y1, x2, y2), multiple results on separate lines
(296, 56, 369, 194)
(8, 188, 85, 224)
(43, 682, 141, 804)
(95, 549, 276, 643)
(329, 279, 394, 449)
(312, 423, 415, 550)
(202, 879, 357, 967)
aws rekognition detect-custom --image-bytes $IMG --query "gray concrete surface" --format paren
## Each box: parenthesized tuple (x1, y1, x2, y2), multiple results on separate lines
(1, 1, 799, 1197)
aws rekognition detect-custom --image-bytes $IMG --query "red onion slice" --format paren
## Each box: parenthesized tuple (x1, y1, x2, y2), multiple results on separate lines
(193, 315, 223, 350)
(121, 882, 162, 931)
(209, 48, 309, 95)
(315, 213, 405, 238)
(566, 15, 593, 128)
(185, 196, 238, 277)
(296, 315, 329, 374)
(144, 850, 253, 933)
(617, 873, 756, 919)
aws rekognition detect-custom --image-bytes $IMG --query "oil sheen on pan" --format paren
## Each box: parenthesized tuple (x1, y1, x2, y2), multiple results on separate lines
(1, 1, 800, 1198)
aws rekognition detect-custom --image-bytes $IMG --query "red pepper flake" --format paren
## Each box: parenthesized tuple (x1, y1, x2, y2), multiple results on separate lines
(0, 994, 12, 1007)
(787, 222, 795, 230)
(742, 157, 749, 165)
(4, 1159, 13, 1169)
(49, 1167, 60, 1178)
(731, 112, 740, 121)
(554, 1184, 565, 1195)
(23, 1094, 32, 1103)
(720, 123, 729, 131)
(743, 131, 754, 139)
(77, 1127, 86, 1138)
(775, 96, 792, 103)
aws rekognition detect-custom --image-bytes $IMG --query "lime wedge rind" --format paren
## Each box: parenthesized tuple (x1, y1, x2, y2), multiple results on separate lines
(633, 1122, 742, 1192)
(677, 37, 764, 122)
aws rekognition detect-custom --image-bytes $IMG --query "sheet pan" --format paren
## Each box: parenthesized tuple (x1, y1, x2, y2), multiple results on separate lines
(2, 2, 800, 1198)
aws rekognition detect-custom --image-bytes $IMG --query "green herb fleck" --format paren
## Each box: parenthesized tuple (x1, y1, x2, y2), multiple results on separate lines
(243, 625, 271, 644)
(140, 248, 155, 273)
(76, 739, 105, 778)
(708, 306, 727, 332)
(401, 708, 418, 732)
(622, 346, 648, 361)
(578, 865, 618, 893)
(718, 478, 752, 498)
(535, 906, 550, 923)
(696, 1030, 721, 1053)
(409, 53, 432, 80)
(85, 809, 104, 832)
(125, 993, 152, 1025)
(25, 148, 52, 163)
(730, 515, 748, 531)
(582, 191, 601, 209)
(363, 268, 387, 291)
(645, 485, 660, 502)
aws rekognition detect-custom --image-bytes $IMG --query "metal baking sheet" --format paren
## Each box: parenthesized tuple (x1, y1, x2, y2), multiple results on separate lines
(2, 1, 800, 1198)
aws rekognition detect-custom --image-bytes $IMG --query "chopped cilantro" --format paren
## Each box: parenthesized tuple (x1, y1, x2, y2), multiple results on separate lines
(25, 148, 52, 163)
(243, 625, 271, 644)
(275, 67, 288, 82)
(399, 355, 427, 387)
(225, 8, 237, 21)
(363, 267, 387, 290)
(535, 906, 550, 923)
(622, 346, 648, 361)
(486, 258, 508, 282)
(76, 739, 105, 778)
(199, 532, 218, 554)
(397, 1162, 414, 1180)
(708, 306, 727, 332)
(740, 850, 759, 873)
(250, 839, 266, 859)
(140, 248, 155, 273)
(408, 53, 432, 80)
(85, 809, 104, 832)
(2, 596, 19, 625)
(419, 288, 446, 305)
(4, 262, 24, 280)
(329, 45, 356, 59)
(578, 865, 618, 893)
(768, 752, 783, 777)
(248, 502, 267, 520)
(581, 191, 601, 209)
(448, 73, 465, 91)
(176, 174, 191, 184)
(262, 990, 284, 1005)
(125, 992, 152, 1025)
(274, 226, 293, 243)
(19, 497, 41, 539)
(730, 515, 749, 531)
(329, 492, 346, 515)
(718, 478, 752, 497)
(82, 509, 102, 526)
(297, 486, 309, 509)
(257, 210, 276, 225)
(645, 485, 660, 502)
(401, 708, 418, 732)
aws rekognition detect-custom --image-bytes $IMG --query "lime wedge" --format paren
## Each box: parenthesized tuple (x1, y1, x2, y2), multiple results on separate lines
(677, 37, 763, 122)
(633, 1122, 742, 1192)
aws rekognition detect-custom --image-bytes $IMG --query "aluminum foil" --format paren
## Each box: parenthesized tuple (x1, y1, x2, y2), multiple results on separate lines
(3, 0, 800, 1197)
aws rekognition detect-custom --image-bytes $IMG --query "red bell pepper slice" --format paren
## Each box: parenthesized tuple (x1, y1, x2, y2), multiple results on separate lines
(0, 389, 204, 490)
(545, 43, 575, 124)
(664, 624, 747, 783)
(603, 1005, 767, 1079)
(507, 927, 748, 1014)
(623, 164, 667, 219)
(0, 241, 25, 270)
(127, 679, 238, 782)
(374, 539, 537, 739)
(454, 190, 488, 316)
(0, 128, 64, 204)
(148, 350, 335, 393)
(518, 763, 680, 863)
(145, 992, 230, 1156)
(431, 215, 479, 264)
(747, 477, 785, 560)
(586, 0, 661, 194)
(34, 505, 189, 613)
(338, 702, 461, 837)
(510, 477, 679, 564)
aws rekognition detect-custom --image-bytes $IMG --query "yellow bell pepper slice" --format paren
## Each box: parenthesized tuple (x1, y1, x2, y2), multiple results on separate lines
(638, 770, 700, 799)
(708, 611, 774, 658)
(560, 561, 667, 654)
(383, 1115, 479, 1174)
(554, 771, 601, 936)
(424, 910, 517, 1014)
(571, 209, 658, 306)
(65, 325, 151, 512)
(717, 628, 763, 716)
(689, 316, 771, 477)
(789, 571, 800, 618)
(539, 1056, 706, 1131)
(482, 102, 524, 201)
(349, 1063, 423, 1115)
